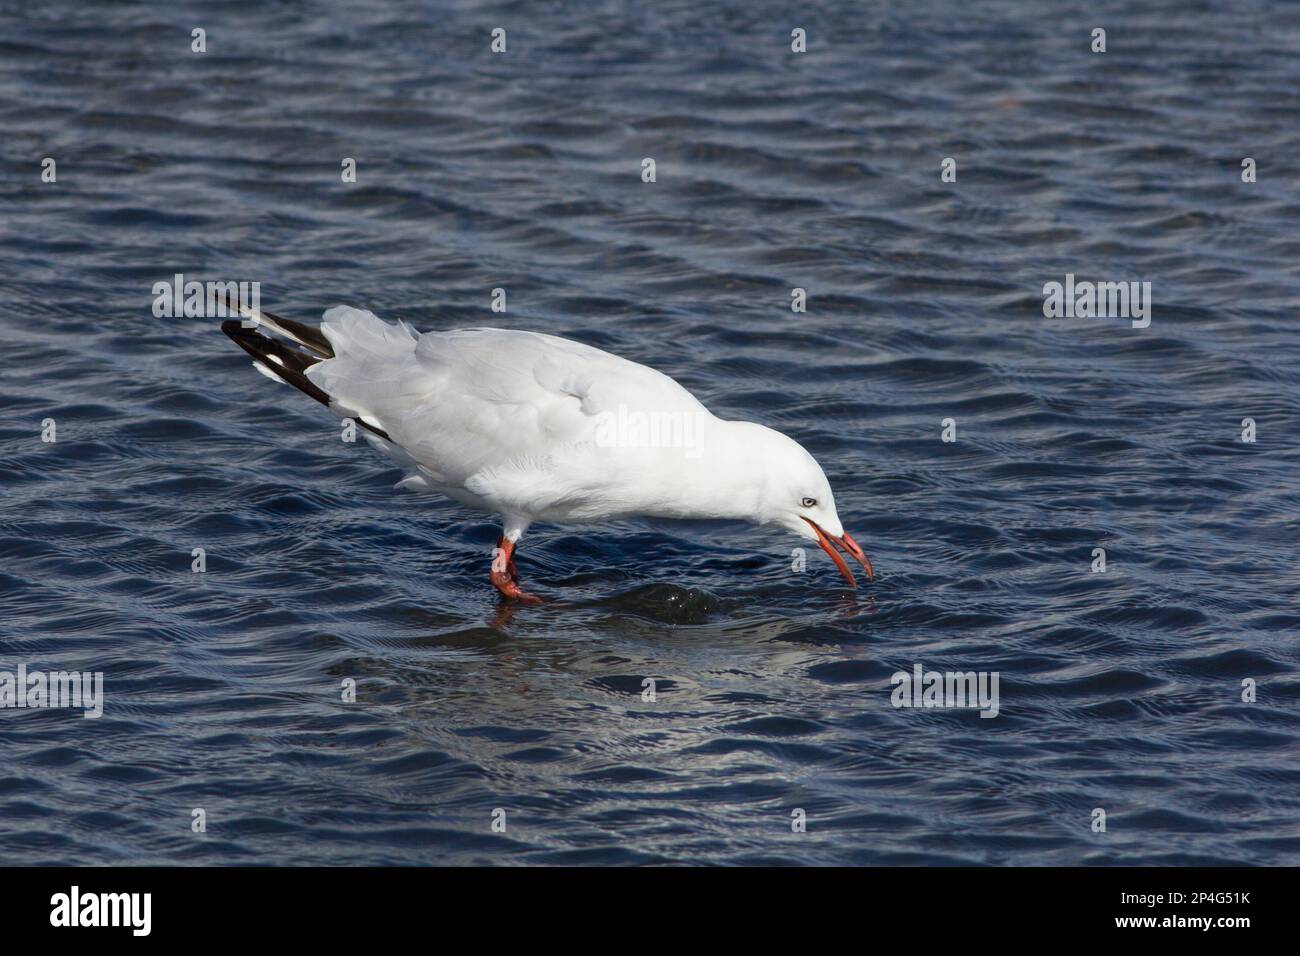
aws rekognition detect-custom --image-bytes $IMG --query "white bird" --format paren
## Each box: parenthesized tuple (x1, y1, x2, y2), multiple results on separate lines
(219, 296, 873, 602)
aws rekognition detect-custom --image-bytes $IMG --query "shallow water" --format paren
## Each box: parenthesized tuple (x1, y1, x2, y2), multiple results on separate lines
(2, 0, 1299, 865)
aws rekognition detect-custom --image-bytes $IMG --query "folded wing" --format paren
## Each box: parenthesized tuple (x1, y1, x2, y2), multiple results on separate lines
(304, 309, 710, 502)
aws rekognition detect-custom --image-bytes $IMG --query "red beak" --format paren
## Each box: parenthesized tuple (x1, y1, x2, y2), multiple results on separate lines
(803, 518, 874, 587)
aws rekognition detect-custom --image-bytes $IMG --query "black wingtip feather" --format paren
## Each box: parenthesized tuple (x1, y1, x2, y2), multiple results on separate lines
(213, 290, 334, 359)
(221, 320, 392, 442)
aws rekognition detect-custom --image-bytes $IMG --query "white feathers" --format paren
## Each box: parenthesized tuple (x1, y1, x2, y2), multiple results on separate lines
(394, 474, 432, 492)
(251, 360, 287, 385)
(320, 305, 418, 359)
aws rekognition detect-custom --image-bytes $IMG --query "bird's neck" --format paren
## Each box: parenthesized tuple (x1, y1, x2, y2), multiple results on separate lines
(630, 418, 775, 523)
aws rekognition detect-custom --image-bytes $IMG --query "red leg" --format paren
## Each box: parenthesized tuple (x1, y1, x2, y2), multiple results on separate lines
(491, 536, 542, 603)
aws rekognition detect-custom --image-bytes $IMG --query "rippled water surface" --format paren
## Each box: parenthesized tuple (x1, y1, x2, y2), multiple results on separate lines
(2, 1, 1299, 865)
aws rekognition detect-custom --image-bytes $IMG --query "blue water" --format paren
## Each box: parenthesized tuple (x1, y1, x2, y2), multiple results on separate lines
(2, 0, 1299, 865)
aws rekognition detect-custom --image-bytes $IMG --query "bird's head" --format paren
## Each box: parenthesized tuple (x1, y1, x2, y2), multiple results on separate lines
(742, 424, 874, 587)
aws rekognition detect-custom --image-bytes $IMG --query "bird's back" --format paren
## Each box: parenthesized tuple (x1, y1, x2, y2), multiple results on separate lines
(304, 308, 713, 513)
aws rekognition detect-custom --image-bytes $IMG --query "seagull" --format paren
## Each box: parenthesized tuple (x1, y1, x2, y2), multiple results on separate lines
(218, 297, 873, 602)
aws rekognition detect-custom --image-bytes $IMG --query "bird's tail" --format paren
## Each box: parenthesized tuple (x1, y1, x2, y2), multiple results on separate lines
(216, 290, 392, 441)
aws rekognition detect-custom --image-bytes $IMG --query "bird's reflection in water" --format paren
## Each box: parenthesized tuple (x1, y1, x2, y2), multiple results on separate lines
(484, 580, 876, 636)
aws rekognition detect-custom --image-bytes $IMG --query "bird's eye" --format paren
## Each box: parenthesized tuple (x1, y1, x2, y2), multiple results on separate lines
(800, 497, 817, 508)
